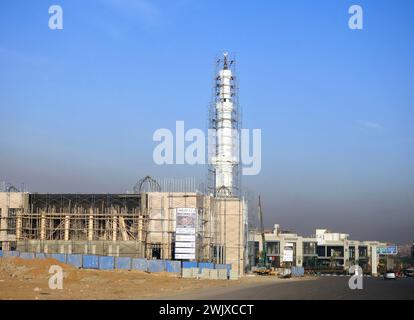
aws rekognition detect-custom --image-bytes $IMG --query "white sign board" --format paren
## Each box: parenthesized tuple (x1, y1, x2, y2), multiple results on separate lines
(176, 228, 195, 235)
(283, 250, 293, 262)
(175, 247, 196, 254)
(282, 243, 294, 262)
(175, 242, 195, 248)
(176, 235, 196, 242)
(175, 253, 196, 260)
(175, 208, 197, 260)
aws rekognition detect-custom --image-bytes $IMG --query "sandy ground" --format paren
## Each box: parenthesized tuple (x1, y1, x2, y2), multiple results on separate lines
(0, 257, 313, 300)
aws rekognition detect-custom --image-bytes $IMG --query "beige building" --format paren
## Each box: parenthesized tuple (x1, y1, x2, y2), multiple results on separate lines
(248, 224, 390, 275)
(0, 191, 246, 277)
(0, 192, 27, 250)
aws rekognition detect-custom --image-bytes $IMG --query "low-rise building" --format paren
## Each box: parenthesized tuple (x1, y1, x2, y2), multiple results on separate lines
(248, 224, 390, 275)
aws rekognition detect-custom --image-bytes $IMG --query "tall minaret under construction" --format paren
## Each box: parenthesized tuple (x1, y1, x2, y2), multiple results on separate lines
(209, 52, 240, 197)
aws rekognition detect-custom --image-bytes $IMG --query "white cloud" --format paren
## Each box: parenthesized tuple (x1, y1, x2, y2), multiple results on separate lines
(357, 120, 383, 130)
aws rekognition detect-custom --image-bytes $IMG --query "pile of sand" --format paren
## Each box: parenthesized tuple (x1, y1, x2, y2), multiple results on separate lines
(0, 257, 240, 300)
(0, 257, 73, 279)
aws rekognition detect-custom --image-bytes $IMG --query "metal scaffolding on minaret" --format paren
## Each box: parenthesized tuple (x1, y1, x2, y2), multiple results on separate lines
(208, 52, 241, 198)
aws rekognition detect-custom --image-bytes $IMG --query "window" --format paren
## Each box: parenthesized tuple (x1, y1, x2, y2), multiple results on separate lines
(317, 246, 326, 257)
(303, 256, 318, 268)
(358, 246, 368, 257)
(349, 246, 355, 258)
(327, 246, 344, 257)
(266, 241, 280, 255)
(303, 242, 317, 255)
(151, 243, 162, 259)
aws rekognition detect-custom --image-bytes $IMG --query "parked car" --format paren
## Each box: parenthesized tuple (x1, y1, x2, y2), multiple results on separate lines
(384, 270, 397, 280)
(403, 268, 414, 277)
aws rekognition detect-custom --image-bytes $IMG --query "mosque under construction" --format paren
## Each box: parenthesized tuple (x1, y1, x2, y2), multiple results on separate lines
(0, 53, 248, 277)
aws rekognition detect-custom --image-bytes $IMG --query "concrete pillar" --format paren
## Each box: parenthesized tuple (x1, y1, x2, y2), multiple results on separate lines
(344, 241, 350, 270)
(88, 208, 93, 241)
(67, 244, 72, 254)
(40, 211, 46, 240)
(371, 245, 378, 276)
(138, 215, 143, 242)
(355, 244, 359, 265)
(64, 215, 70, 241)
(16, 210, 22, 240)
(279, 239, 284, 267)
(112, 215, 117, 241)
(296, 240, 303, 267)
(0, 206, 8, 243)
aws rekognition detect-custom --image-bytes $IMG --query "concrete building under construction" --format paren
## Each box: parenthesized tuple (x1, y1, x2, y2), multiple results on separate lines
(0, 189, 246, 276)
(0, 53, 247, 276)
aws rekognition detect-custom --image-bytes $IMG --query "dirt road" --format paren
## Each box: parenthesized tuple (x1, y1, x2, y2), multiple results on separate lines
(0, 257, 312, 300)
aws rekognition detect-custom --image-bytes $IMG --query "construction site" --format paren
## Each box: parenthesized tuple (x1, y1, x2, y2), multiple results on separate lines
(0, 53, 248, 278)
(0, 188, 246, 275)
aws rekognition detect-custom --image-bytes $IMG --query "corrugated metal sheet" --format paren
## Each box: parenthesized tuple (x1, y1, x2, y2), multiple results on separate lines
(291, 266, 304, 277)
(148, 259, 165, 273)
(67, 254, 82, 268)
(116, 257, 131, 270)
(166, 260, 181, 273)
(20, 252, 35, 259)
(182, 261, 198, 269)
(35, 253, 46, 259)
(50, 253, 67, 263)
(3, 251, 20, 257)
(99, 256, 115, 270)
(83, 255, 99, 269)
(131, 258, 148, 271)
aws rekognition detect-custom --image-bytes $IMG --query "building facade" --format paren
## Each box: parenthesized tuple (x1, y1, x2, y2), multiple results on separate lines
(248, 224, 389, 275)
(0, 191, 247, 276)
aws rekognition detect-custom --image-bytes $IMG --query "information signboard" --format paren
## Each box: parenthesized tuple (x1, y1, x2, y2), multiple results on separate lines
(174, 208, 197, 260)
(282, 243, 294, 262)
(377, 246, 398, 255)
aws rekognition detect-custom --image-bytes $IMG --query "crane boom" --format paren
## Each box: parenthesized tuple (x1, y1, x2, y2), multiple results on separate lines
(253, 196, 272, 275)
(258, 196, 266, 263)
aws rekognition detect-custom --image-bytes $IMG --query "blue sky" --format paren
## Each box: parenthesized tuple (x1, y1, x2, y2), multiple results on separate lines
(1, 0, 413, 243)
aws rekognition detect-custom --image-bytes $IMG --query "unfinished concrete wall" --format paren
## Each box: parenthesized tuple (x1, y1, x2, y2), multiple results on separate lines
(16, 239, 145, 257)
(0, 192, 27, 249)
(2, 191, 247, 277)
(215, 197, 245, 277)
(145, 193, 246, 277)
(145, 192, 201, 260)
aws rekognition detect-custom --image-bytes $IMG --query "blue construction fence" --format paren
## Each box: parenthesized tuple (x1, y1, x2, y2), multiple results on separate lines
(183, 261, 232, 277)
(291, 266, 305, 277)
(0, 250, 231, 275)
